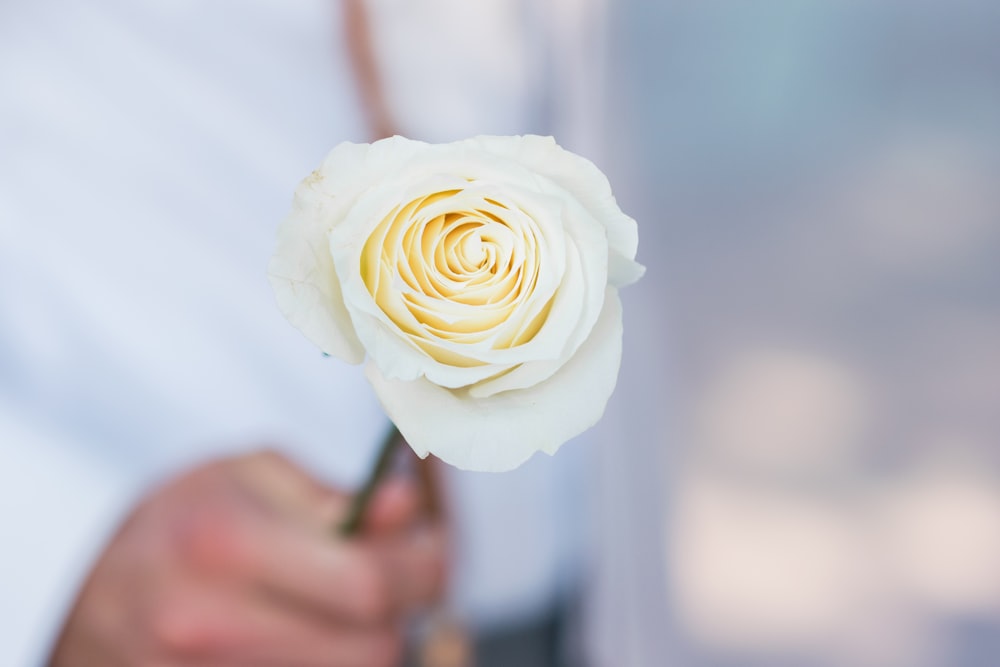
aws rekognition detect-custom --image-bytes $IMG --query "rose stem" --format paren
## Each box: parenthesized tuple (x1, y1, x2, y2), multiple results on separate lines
(338, 423, 403, 536)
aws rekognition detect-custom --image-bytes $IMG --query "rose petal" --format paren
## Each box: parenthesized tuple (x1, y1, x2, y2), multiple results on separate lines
(267, 138, 429, 363)
(267, 204, 365, 363)
(609, 249, 647, 287)
(365, 288, 624, 472)
(467, 182, 612, 397)
(470, 135, 645, 286)
(311, 136, 427, 203)
(272, 136, 642, 473)
(333, 175, 584, 387)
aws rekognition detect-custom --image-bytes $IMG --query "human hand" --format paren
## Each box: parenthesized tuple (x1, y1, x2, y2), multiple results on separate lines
(49, 450, 446, 667)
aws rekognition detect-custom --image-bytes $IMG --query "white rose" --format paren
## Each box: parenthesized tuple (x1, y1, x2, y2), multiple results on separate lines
(268, 135, 644, 472)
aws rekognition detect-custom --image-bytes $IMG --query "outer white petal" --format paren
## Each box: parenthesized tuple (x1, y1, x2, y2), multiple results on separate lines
(609, 249, 646, 287)
(366, 288, 625, 472)
(311, 136, 428, 202)
(467, 202, 606, 398)
(330, 177, 468, 383)
(268, 204, 365, 363)
(268, 137, 429, 363)
(469, 135, 646, 287)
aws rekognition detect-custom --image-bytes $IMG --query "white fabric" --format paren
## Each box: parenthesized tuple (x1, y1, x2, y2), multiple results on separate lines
(0, 406, 142, 667)
(367, 0, 543, 142)
(0, 2, 386, 664)
(0, 2, 602, 663)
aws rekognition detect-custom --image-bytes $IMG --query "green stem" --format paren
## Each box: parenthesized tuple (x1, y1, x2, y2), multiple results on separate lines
(338, 424, 402, 536)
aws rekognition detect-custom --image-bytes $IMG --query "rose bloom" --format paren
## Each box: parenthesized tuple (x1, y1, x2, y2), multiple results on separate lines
(269, 135, 643, 472)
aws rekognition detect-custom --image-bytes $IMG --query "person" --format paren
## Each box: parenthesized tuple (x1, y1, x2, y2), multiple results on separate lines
(0, 1, 445, 665)
(2, 0, 619, 664)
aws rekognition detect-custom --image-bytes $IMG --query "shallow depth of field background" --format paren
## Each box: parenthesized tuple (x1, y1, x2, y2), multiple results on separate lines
(6, 2, 996, 665)
(607, 1, 1000, 665)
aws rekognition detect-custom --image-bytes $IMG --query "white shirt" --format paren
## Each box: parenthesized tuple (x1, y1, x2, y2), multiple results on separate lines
(0, 1, 590, 664)
(1, 2, 386, 664)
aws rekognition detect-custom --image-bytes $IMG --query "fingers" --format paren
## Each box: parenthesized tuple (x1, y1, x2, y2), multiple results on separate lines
(55, 451, 441, 667)
(356, 478, 448, 610)
(245, 514, 396, 623)
(240, 504, 446, 622)
(235, 449, 428, 536)
(374, 523, 449, 612)
(171, 489, 389, 623)
(178, 451, 447, 623)
(249, 515, 447, 620)
(362, 477, 422, 535)
(154, 586, 403, 667)
(235, 450, 348, 527)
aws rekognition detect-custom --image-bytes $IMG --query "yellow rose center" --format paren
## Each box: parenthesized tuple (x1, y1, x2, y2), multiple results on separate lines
(360, 187, 553, 367)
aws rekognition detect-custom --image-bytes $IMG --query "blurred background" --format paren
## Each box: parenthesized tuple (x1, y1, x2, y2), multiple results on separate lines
(4, 1, 999, 666)
(597, 1, 1000, 665)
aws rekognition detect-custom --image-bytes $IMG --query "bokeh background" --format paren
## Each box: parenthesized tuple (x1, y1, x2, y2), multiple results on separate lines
(4, 1, 998, 666)
(601, 1, 1000, 665)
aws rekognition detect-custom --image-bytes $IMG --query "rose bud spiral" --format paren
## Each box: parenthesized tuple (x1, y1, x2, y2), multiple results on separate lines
(269, 135, 643, 472)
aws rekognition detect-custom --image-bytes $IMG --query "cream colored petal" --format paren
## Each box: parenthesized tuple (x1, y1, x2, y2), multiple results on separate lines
(467, 237, 588, 397)
(331, 178, 555, 386)
(324, 140, 636, 390)
(267, 204, 365, 363)
(609, 249, 647, 287)
(466, 185, 610, 397)
(268, 137, 434, 362)
(469, 135, 645, 284)
(365, 289, 624, 472)
(311, 136, 427, 200)
(304, 141, 370, 199)
(468, 196, 611, 398)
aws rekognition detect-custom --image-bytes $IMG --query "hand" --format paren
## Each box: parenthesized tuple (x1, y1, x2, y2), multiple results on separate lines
(49, 450, 446, 667)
